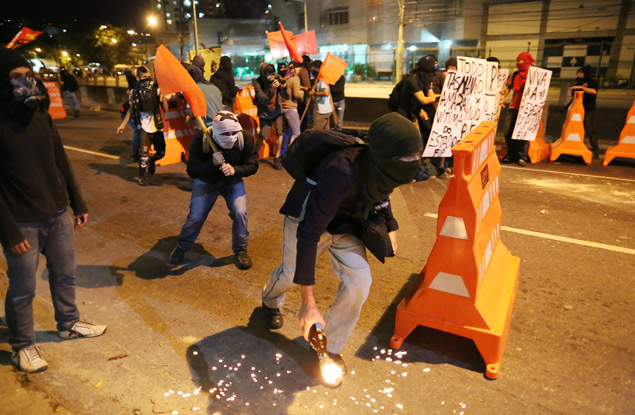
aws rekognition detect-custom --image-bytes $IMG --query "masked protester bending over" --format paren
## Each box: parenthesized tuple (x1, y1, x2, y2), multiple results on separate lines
(253, 62, 286, 170)
(502, 51, 534, 166)
(170, 111, 258, 270)
(117, 66, 166, 185)
(0, 49, 106, 374)
(262, 112, 422, 377)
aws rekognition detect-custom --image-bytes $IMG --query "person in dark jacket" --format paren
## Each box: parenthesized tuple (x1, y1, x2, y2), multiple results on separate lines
(0, 49, 106, 373)
(253, 62, 286, 169)
(571, 65, 600, 158)
(330, 75, 346, 130)
(58, 67, 80, 117)
(261, 113, 422, 382)
(170, 111, 259, 269)
(210, 56, 239, 110)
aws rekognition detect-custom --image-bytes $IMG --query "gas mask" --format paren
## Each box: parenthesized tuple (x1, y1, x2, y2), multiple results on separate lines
(10, 75, 44, 109)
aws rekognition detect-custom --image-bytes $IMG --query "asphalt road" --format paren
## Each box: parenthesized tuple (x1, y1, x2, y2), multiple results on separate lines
(0, 111, 633, 415)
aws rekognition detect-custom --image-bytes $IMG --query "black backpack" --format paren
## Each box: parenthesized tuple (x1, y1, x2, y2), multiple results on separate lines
(281, 129, 366, 183)
(388, 78, 406, 112)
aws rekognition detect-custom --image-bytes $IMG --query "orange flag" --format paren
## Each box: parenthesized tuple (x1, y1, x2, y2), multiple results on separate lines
(278, 22, 302, 63)
(154, 44, 206, 118)
(265, 31, 288, 61)
(5, 27, 43, 49)
(318, 52, 347, 85)
(295, 30, 318, 55)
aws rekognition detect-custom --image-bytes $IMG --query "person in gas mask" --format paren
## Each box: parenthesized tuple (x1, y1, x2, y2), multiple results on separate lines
(170, 111, 259, 270)
(571, 65, 600, 159)
(117, 66, 166, 185)
(261, 112, 423, 379)
(253, 62, 285, 169)
(502, 51, 534, 166)
(0, 49, 106, 373)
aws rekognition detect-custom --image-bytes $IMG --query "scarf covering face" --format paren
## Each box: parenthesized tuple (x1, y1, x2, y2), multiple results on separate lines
(210, 110, 243, 150)
(357, 112, 423, 218)
(514, 52, 534, 90)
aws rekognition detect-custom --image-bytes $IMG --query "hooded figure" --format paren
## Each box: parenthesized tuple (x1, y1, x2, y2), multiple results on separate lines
(253, 61, 285, 168)
(0, 49, 49, 122)
(261, 113, 422, 385)
(187, 57, 223, 125)
(210, 56, 238, 109)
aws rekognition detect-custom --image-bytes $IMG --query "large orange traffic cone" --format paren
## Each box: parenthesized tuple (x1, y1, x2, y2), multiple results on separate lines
(549, 91, 592, 164)
(233, 87, 271, 159)
(391, 121, 520, 380)
(156, 95, 196, 165)
(527, 105, 550, 164)
(43, 82, 67, 120)
(603, 98, 635, 166)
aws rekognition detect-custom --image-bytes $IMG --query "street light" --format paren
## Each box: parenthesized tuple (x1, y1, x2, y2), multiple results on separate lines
(148, 16, 157, 26)
(111, 38, 118, 44)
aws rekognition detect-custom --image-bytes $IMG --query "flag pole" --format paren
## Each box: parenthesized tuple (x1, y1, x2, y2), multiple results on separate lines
(300, 53, 327, 124)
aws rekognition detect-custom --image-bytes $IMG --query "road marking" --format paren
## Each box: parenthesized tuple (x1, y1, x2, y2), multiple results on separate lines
(63, 145, 120, 160)
(423, 213, 634, 255)
(502, 165, 635, 183)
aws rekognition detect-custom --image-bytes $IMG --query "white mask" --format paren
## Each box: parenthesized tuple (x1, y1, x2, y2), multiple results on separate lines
(213, 130, 241, 149)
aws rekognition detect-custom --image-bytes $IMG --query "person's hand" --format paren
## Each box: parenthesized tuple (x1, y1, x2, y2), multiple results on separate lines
(272, 79, 281, 88)
(212, 152, 226, 166)
(10, 239, 30, 255)
(299, 302, 326, 341)
(388, 231, 398, 255)
(116, 125, 125, 135)
(220, 164, 235, 176)
(308, 89, 315, 96)
(76, 213, 88, 227)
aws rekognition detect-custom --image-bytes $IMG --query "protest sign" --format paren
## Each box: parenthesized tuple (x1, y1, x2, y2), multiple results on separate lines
(457, 57, 501, 131)
(423, 70, 477, 157)
(512, 66, 552, 141)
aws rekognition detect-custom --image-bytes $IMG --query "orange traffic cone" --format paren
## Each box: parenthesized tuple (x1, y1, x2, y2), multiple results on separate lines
(156, 96, 196, 166)
(549, 91, 592, 164)
(527, 105, 550, 164)
(603, 98, 635, 166)
(233, 87, 270, 159)
(391, 121, 520, 380)
(43, 82, 67, 120)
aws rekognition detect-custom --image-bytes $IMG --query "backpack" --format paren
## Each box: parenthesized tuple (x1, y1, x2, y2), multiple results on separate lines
(388, 78, 406, 111)
(136, 82, 157, 112)
(281, 129, 366, 183)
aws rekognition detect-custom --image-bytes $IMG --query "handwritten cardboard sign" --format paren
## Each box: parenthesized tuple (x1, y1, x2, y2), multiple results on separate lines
(512, 66, 552, 141)
(457, 57, 502, 131)
(423, 70, 477, 157)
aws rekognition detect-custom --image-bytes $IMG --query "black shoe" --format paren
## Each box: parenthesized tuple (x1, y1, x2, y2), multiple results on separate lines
(517, 159, 527, 166)
(169, 247, 186, 265)
(273, 157, 283, 170)
(148, 160, 156, 175)
(262, 302, 283, 329)
(501, 156, 514, 164)
(235, 251, 252, 270)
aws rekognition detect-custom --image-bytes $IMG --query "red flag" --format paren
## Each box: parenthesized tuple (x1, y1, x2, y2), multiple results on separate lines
(266, 31, 288, 61)
(278, 22, 302, 63)
(5, 27, 43, 49)
(318, 52, 347, 85)
(154, 45, 206, 118)
(295, 31, 318, 55)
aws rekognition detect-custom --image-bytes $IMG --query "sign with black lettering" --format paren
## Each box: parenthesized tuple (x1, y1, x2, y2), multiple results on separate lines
(457, 57, 502, 132)
(423, 70, 477, 157)
(512, 66, 552, 141)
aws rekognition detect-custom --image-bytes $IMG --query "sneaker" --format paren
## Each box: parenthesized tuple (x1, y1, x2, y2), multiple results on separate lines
(59, 320, 107, 339)
(137, 176, 150, 186)
(273, 157, 283, 170)
(517, 159, 527, 166)
(262, 302, 283, 329)
(12, 345, 48, 373)
(235, 251, 253, 270)
(148, 160, 156, 175)
(169, 246, 186, 265)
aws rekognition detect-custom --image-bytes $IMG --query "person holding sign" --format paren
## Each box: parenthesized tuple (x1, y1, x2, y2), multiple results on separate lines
(502, 52, 534, 166)
(570, 65, 600, 159)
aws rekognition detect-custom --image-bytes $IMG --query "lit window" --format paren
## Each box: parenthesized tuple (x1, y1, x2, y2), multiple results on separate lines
(184, 0, 191, 5)
(167, 19, 173, 24)
(325, 7, 348, 25)
(198, 12, 204, 18)
(157, 3, 161, 8)
(166, 12, 171, 17)
(185, 12, 191, 19)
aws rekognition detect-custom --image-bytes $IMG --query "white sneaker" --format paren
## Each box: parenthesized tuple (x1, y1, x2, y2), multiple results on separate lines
(12, 345, 48, 373)
(59, 320, 107, 339)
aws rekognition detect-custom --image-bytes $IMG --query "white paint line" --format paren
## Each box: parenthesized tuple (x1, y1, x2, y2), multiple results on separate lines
(423, 213, 635, 255)
(501, 165, 635, 183)
(63, 145, 120, 160)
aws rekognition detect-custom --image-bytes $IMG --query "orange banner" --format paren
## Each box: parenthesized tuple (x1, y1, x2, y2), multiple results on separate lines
(5, 27, 43, 49)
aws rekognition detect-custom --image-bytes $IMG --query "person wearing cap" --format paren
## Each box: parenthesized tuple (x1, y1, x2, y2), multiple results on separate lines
(0, 49, 106, 373)
(501, 51, 534, 166)
(261, 112, 423, 377)
(170, 111, 259, 269)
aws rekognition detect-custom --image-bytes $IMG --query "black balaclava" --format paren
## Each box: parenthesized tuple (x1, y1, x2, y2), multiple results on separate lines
(577, 65, 594, 85)
(414, 54, 438, 92)
(0, 48, 46, 122)
(356, 112, 423, 219)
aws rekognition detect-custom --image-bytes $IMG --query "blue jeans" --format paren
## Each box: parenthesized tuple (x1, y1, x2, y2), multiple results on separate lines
(2, 211, 80, 351)
(176, 179, 249, 254)
(63, 90, 80, 113)
(121, 113, 141, 156)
